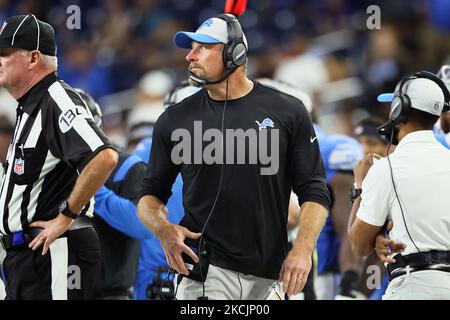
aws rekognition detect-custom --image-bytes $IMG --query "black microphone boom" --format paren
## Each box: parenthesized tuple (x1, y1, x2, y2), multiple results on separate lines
(188, 69, 235, 86)
(376, 120, 393, 136)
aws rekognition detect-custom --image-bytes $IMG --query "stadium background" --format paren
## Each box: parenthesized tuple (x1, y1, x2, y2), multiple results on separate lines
(1, 0, 449, 148)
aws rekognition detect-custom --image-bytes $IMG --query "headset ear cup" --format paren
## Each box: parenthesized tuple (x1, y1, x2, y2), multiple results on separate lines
(223, 42, 232, 70)
(232, 43, 247, 67)
(390, 95, 403, 124)
(401, 95, 412, 122)
(222, 43, 228, 69)
(218, 14, 246, 71)
(222, 42, 247, 70)
(393, 94, 411, 124)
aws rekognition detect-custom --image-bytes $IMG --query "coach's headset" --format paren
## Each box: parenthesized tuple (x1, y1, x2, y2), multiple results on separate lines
(377, 71, 450, 135)
(188, 14, 248, 85)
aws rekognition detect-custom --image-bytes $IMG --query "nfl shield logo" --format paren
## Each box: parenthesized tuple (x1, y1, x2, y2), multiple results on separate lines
(14, 158, 25, 175)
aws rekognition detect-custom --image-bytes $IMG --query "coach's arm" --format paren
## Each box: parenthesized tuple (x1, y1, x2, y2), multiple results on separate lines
(348, 153, 385, 256)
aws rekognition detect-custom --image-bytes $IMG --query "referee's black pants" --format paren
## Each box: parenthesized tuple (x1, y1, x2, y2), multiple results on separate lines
(3, 227, 101, 300)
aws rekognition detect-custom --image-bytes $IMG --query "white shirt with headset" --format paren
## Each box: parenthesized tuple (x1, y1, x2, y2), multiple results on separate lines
(356, 130, 450, 256)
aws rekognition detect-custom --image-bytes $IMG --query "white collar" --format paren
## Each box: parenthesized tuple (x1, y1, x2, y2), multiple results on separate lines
(396, 130, 436, 150)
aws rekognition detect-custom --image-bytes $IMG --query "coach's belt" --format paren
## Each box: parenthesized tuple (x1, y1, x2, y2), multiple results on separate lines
(387, 251, 450, 281)
(388, 264, 450, 281)
(0, 216, 94, 252)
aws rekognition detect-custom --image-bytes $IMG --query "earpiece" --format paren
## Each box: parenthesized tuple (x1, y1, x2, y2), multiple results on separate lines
(216, 14, 247, 70)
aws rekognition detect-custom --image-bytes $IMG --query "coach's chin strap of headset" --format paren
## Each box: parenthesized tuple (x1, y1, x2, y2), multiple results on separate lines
(188, 68, 236, 86)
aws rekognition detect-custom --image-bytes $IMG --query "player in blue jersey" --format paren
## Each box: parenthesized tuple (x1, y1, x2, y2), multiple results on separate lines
(92, 82, 197, 299)
(131, 137, 185, 300)
(133, 83, 200, 300)
(313, 126, 366, 300)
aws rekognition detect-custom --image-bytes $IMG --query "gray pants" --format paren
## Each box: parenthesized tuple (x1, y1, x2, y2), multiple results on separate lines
(383, 270, 450, 300)
(175, 264, 277, 300)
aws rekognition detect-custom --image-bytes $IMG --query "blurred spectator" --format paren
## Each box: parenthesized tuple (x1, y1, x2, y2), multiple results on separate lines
(362, 25, 408, 117)
(133, 0, 175, 38)
(126, 70, 173, 152)
(354, 116, 390, 156)
(274, 41, 329, 99)
(58, 41, 113, 98)
(0, 89, 17, 162)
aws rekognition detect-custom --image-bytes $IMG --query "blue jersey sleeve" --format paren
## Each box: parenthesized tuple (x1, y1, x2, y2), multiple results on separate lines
(94, 185, 154, 241)
(434, 133, 450, 149)
(324, 135, 364, 180)
(133, 138, 152, 163)
(328, 139, 364, 171)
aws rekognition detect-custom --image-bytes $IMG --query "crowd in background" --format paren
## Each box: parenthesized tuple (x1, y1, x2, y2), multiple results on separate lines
(0, 0, 449, 300)
(1, 0, 450, 151)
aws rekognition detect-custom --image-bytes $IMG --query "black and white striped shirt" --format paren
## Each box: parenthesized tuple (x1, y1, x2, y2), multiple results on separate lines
(0, 73, 114, 235)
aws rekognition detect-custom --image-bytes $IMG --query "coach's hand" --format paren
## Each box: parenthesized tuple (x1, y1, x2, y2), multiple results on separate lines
(279, 247, 312, 296)
(354, 153, 382, 187)
(28, 214, 74, 255)
(158, 222, 201, 275)
(375, 221, 406, 263)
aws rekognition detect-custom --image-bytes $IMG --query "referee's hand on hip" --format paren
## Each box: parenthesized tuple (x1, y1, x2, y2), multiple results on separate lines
(28, 214, 74, 255)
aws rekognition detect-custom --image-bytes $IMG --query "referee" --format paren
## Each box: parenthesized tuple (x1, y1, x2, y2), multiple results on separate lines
(0, 15, 118, 300)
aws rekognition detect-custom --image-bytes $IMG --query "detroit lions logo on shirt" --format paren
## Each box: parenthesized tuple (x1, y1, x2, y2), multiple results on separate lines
(255, 118, 274, 130)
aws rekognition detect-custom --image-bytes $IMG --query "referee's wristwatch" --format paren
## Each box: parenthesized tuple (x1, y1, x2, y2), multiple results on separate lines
(59, 200, 80, 219)
(349, 184, 362, 203)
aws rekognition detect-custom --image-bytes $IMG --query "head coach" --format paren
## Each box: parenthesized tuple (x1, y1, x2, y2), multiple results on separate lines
(0, 15, 118, 300)
(137, 14, 330, 300)
(348, 72, 450, 299)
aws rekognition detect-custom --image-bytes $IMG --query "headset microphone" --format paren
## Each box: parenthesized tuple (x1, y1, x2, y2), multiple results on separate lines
(376, 120, 392, 135)
(377, 120, 399, 146)
(188, 68, 235, 86)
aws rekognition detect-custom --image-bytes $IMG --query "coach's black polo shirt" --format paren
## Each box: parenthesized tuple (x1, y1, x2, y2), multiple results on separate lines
(0, 72, 114, 235)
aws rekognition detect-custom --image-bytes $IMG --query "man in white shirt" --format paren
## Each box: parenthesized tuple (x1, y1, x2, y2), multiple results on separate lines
(347, 72, 450, 300)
